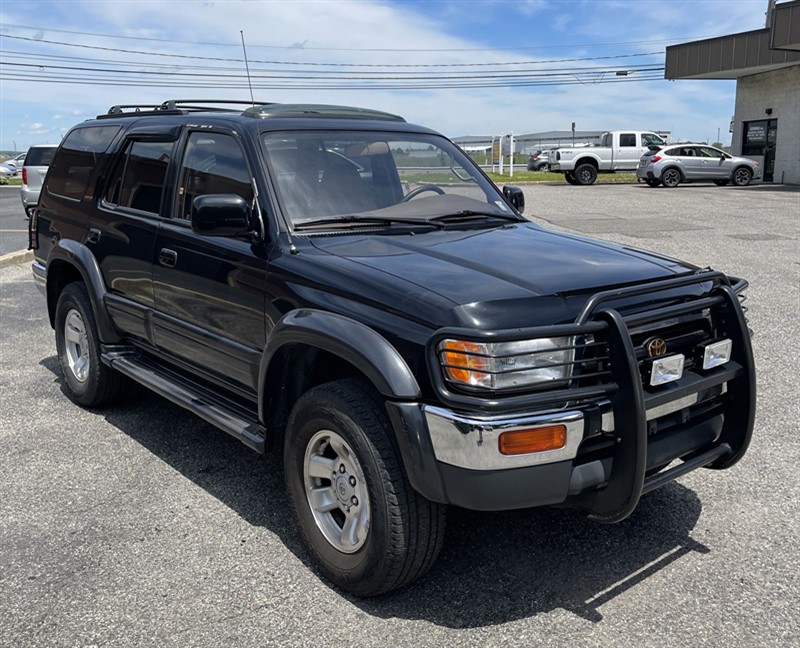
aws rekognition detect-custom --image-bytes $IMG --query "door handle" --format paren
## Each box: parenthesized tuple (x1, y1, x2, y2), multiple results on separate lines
(159, 248, 178, 267)
(86, 228, 101, 244)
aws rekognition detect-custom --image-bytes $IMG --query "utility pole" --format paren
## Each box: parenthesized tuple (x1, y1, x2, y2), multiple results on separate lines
(766, 0, 776, 27)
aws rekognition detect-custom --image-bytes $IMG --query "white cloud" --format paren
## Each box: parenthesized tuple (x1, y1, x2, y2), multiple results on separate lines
(0, 0, 767, 150)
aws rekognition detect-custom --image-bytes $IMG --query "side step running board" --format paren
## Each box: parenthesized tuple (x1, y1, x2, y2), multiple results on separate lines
(102, 350, 265, 453)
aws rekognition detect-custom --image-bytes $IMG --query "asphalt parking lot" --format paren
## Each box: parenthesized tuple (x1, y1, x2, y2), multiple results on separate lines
(1, 182, 798, 647)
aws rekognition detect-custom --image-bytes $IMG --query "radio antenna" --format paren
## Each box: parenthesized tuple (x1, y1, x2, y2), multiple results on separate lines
(240, 30, 255, 107)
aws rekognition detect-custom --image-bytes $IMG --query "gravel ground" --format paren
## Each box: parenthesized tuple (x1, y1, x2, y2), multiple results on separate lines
(1, 182, 798, 647)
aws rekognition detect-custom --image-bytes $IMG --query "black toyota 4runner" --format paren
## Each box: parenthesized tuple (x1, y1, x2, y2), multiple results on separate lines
(30, 100, 755, 596)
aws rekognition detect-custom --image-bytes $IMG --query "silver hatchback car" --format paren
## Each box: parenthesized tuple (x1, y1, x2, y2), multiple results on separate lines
(637, 144, 760, 188)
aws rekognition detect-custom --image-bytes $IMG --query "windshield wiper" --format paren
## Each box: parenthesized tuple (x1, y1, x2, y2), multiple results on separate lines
(294, 215, 438, 231)
(427, 210, 522, 224)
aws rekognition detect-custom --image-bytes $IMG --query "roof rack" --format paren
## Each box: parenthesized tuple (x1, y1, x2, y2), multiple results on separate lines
(97, 100, 406, 123)
(99, 99, 273, 119)
(242, 103, 405, 122)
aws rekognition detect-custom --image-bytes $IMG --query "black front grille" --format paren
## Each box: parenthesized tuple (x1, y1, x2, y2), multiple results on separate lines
(629, 313, 714, 375)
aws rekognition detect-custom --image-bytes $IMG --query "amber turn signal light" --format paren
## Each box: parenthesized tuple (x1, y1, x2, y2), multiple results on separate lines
(498, 425, 567, 455)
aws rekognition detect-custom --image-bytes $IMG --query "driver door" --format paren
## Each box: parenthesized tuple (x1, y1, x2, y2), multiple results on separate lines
(152, 129, 268, 395)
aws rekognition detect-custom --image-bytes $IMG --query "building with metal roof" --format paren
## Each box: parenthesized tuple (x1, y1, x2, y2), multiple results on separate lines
(665, 0, 800, 184)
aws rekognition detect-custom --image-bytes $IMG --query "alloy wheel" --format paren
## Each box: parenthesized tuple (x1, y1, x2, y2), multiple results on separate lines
(303, 429, 370, 553)
(63, 308, 90, 383)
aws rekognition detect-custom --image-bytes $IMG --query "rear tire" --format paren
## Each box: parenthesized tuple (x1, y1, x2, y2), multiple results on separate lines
(284, 378, 446, 597)
(574, 163, 597, 185)
(713, 179, 730, 186)
(732, 167, 753, 187)
(564, 171, 579, 185)
(645, 179, 660, 187)
(54, 282, 129, 407)
(661, 168, 682, 188)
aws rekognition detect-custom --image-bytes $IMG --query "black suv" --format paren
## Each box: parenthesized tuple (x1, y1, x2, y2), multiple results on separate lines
(30, 100, 755, 596)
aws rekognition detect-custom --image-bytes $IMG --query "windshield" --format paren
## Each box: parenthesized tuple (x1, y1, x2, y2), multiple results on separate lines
(261, 131, 512, 227)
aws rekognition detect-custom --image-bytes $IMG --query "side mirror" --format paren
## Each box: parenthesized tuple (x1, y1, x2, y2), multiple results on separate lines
(191, 194, 251, 236)
(502, 185, 525, 213)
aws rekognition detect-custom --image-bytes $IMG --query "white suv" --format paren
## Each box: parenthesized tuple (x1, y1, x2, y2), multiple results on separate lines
(20, 144, 58, 217)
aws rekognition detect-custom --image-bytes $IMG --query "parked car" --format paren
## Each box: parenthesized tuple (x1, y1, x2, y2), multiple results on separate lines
(526, 149, 548, 171)
(30, 99, 754, 596)
(1, 152, 26, 177)
(547, 131, 667, 185)
(20, 144, 58, 217)
(637, 144, 760, 188)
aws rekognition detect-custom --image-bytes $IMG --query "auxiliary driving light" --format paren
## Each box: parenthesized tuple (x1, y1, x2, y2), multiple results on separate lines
(498, 425, 567, 455)
(649, 354, 685, 387)
(702, 339, 733, 370)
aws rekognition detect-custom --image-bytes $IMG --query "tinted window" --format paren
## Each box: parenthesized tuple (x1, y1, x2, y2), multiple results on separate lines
(24, 147, 56, 167)
(47, 126, 120, 200)
(104, 140, 173, 215)
(175, 132, 253, 220)
(742, 120, 766, 156)
(619, 134, 636, 147)
(262, 131, 503, 225)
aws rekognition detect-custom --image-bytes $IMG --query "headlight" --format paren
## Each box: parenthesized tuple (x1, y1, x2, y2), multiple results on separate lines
(438, 337, 574, 390)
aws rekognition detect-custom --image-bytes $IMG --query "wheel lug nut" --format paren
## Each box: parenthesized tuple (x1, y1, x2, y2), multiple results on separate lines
(349, 476, 356, 486)
(351, 496, 358, 506)
(339, 464, 346, 473)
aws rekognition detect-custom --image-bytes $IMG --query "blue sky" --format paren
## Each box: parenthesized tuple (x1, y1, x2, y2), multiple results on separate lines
(0, 0, 771, 152)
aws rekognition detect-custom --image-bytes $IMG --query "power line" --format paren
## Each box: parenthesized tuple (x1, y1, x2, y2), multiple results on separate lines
(0, 60, 664, 80)
(0, 45, 665, 69)
(0, 70, 666, 90)
(0, 34, 664, 69)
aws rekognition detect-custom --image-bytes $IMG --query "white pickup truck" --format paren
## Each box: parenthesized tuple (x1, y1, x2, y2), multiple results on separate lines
(547, 131, 666, 185)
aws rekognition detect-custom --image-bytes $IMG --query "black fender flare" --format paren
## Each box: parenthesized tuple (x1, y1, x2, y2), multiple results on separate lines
(47, 239, 121, 344)
(258, 309, 420, 420)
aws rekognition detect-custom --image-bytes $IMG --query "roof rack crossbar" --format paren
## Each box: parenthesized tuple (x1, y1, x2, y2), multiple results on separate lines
(102, 99, 274, 118)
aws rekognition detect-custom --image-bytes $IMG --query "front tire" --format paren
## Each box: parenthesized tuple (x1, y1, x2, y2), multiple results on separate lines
(284, 378, 446, 597)
(574, 163, 597, 185)
(54, 282, 129, 407)
(732, 167, 753, 187)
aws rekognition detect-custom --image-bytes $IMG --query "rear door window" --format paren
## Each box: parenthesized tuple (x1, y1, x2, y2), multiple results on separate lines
(698, 147, 723, 158)
(619, 134, 637, 147)
(104, 140, 173, 215)
(46, 126, 120, 200)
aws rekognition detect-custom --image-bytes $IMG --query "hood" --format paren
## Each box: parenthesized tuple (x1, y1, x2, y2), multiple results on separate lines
(307, 222, 696, 328)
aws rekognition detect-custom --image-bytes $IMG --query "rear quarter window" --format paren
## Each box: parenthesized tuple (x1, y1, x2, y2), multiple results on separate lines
(25, 147, 56, 167)
(46, 126, 120, 200)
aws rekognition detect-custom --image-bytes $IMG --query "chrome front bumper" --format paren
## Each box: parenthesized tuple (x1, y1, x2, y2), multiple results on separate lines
(424, 406, 585, 470)
(424, 383, 727, 472)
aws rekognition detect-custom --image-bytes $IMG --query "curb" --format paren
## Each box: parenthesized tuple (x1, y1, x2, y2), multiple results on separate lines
(0, 249, 33, 270)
